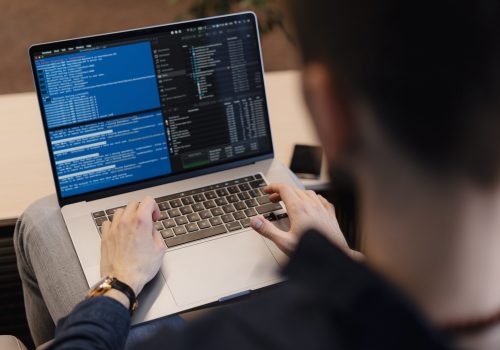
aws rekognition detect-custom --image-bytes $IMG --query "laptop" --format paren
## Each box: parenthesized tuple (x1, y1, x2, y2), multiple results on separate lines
(29, 12, 300, 323)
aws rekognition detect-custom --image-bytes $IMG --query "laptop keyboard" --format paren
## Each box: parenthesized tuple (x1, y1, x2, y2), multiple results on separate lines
(91, 174, 288, 248)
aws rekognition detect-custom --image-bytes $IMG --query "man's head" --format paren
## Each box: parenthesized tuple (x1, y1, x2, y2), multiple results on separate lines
(287, 0, 500, 187)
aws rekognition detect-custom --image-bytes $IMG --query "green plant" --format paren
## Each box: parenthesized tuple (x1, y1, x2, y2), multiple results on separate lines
(169, 0, 294, 43)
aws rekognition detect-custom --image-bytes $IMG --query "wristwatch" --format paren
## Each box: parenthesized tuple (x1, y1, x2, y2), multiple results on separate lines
(86, 276, 138, 314)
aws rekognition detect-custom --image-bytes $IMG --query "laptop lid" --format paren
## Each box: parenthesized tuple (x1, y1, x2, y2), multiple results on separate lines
(29, 12, 274, 206)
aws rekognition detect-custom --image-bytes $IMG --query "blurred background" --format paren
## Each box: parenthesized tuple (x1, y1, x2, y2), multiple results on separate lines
(0, 0, 300, 94)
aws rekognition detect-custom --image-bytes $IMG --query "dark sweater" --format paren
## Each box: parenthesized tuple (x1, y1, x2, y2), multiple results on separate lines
(48, 231, 451, 350)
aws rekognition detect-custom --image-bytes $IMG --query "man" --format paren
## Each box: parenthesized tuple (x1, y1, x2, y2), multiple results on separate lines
(15, 0, 500, 349)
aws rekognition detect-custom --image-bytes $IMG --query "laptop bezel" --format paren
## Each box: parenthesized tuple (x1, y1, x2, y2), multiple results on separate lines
(29, 12, 275, 207)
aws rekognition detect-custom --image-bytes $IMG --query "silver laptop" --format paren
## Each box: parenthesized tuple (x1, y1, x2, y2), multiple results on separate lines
(29, 12, 300, 323)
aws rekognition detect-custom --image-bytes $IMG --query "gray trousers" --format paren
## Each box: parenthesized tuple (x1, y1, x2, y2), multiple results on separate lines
(13, 195, 89, 347)
(13, 195, 187, 349)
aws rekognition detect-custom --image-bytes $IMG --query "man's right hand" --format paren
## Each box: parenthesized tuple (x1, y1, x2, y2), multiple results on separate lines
(250, 183, 361, 259)
(100, 197, 166, 297)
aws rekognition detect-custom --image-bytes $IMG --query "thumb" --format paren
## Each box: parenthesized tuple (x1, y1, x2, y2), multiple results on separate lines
(250, 216, 295, 255)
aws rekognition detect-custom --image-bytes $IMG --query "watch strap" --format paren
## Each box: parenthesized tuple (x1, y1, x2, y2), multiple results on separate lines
(110, 278, 138, 314)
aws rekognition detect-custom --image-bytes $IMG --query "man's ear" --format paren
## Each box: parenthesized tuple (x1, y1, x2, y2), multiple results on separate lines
(302, 63, 356, 163)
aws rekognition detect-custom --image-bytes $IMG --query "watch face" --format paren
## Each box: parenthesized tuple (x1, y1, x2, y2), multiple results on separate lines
(86, 276, 113, 298)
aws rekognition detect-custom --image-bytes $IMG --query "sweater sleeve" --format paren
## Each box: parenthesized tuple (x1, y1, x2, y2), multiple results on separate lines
(48, 296, 131, 350)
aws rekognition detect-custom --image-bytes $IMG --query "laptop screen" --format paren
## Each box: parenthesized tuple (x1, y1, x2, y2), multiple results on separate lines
(31, 13, 273, 200)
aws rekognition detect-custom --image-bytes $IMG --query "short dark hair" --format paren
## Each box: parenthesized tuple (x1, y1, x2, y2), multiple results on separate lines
(287, 0, 500, 186)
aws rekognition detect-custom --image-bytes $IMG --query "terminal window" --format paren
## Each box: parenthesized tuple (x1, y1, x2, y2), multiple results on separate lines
(36, 42, 171, 197)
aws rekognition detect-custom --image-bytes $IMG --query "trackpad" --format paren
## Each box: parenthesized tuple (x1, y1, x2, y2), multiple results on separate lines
(162, 230, 281, 307)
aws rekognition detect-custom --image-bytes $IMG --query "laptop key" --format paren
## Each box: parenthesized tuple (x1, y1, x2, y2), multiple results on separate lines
(193, 194, 205, 202)
(108, 215, 114, 222)
(95, 216, 108, 226)
(277, 213, 289, 220)
(211, 207, 224, 216)
(192, 203, 204, 212)
(160, 211, 169, 220)
(249, 179, 266, 188)
(216, 188, 229, 197)
(164, 225, 228, 248)
(203, 200, 216, 209)
(209, 216, 223, 226)
(105, 207, 124, 215)
(244, 208, 258, 217)
(156, 195, 174, 203)
(175, 216, 188, 225)
(173, 226, 187, 236)
(198, 220, 211, 229)
(238, 183, 251, 192)
(155, 221, 164, 231)
(248, 190, 261, 198)
(263, 213, 277, 221)
(240, 218, 251, 228)
(256, 196, 271, 205)
(245, 199, 258, 207)
(215, 197, 227, 206)
(237, 192, 250, 201)
(205, 191, 217, 199)
(180, 206, 193, 215)
(167, 208, 181, 218)
(185, 223, 199, 232)
(187, 213, 201, 222)
(169, 199, 182, 208)
(161, 229, 174, 239)
(226, 194, 239, 203)
(221, 214, 235, 223)
(227, 185, 240, 194)
(226, 221, 242, 232)
(199, 210, 212, 219)
(159, 202, 171, 211)
(234, 202, 246, 210)
(256, 203, 283, 214)
(222, 204, 235, 213)
(182, 196, 194, 205)
(93, 211, 106, 218)
(233, 211, 246, 220)
(162, 219, 176, 228)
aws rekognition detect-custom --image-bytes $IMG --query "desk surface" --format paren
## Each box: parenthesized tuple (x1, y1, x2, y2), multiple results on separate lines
(0, 70, 326, 225)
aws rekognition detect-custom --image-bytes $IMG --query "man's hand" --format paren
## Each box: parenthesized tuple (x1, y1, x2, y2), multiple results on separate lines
(250, 183, 361, 260)
(100, 196, 166, 297)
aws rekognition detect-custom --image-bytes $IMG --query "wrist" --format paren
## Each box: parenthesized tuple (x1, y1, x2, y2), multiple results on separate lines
(87, 276, 139, 314)
(107, 273, 143, 295)
(120, 280, 141, 295)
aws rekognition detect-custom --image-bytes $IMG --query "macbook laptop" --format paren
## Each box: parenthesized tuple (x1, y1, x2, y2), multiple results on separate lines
(29, 12, 300, 323)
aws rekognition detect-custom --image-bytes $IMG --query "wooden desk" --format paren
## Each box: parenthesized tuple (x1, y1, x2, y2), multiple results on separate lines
(0, 70, 326, 226)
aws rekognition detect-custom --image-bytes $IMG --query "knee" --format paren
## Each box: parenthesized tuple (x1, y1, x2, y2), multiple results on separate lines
(14, 195, 61, 257)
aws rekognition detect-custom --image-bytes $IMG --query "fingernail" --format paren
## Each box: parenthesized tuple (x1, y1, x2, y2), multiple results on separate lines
(251, 218, 263, 230)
